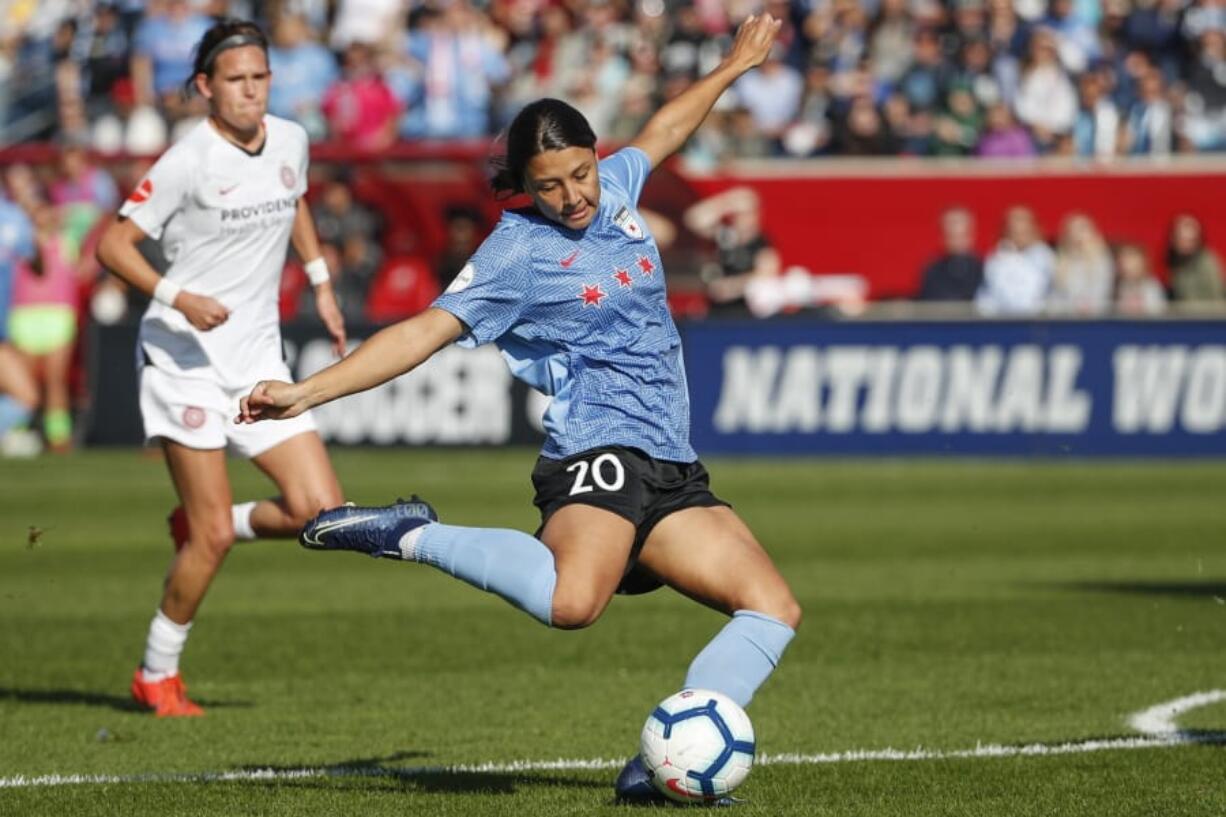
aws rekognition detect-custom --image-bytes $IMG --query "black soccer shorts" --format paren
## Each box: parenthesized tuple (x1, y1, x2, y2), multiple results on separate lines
(530, 445, 730, 595)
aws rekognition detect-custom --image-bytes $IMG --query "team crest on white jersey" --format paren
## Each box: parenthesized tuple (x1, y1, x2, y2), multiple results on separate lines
(447, 262, 475, 293)
(613, 206, 643, 240)
(280, 164, 296, 189)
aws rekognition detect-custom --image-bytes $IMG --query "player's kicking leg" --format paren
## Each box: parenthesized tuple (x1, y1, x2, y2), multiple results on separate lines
(613, 505, 801, 804)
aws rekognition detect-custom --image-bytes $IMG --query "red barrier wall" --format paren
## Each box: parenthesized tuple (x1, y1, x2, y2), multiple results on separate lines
(5, 142, 1223, 302)
(685, 159, 1226, 299)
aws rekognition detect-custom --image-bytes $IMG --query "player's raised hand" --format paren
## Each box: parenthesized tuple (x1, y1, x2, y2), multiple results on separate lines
(237, 379, 308, 423)
(176, 291, 230, 331)
(314, 284, 348, 358)
(725, 13, 783, 73)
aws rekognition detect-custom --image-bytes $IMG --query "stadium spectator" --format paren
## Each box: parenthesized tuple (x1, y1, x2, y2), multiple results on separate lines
(397, 0, 510, 140)
(267, 13, 337, 141)
(1166, 213, 1225, 302)
(1180, 29, 1226, 151)
(130, 0, 212, 111)
(734, 45, 803, 145)
(1071, 67, 1122, 158)
(1123, 65, 1174, 155)
(683, 186, 781, 317)
(976, 101, 1036, 156)
(976, 205, 1055, 315)
(1014, 27, 1078, 151)
(1123, 0, 1185, 80)
(435, 203, 484, 291)
(7, 202, 84, 452)
(896, 27, 950, 115)
(835, 94, 900, 155)
(1114, 243, 1167, 316)
(321, 42, 401, 152)
(917, 206, 984, 302)
(1049, 213, 1114, 315)
(48, 138, 119, 255)
(332, 233, 384, 322)
(0, 188, 41, 458)
(1044, 0, 1099, 73)
(932, 83, 984, 155)
(329, 0, 407, 51)
(867, 0, 916, 85)
(312, 176, 381, 250)
(81, 3, 132, 121)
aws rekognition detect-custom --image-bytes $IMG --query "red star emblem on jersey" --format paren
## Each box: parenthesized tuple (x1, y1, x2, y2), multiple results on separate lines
(613, 268, 633, 287)
(636, 255, 655, 276)
(579, 284, 606, 307)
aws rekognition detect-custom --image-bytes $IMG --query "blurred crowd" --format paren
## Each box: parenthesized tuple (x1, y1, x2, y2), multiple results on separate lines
(1, 0, 1225, 159)
(915, 205, 1222, 315)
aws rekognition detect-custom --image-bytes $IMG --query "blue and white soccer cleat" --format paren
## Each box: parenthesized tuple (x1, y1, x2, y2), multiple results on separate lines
(613, 755, 744, 807)
(299, 496, 437, 559)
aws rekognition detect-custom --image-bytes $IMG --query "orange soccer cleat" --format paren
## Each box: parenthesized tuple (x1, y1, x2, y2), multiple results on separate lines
(167, 506, 189, 553)
(131, 669, 204, 717)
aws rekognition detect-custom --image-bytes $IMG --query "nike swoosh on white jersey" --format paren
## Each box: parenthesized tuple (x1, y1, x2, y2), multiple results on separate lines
(301, 514, 381, 546)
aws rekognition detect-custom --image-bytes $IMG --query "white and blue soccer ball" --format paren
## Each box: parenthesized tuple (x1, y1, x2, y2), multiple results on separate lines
(639, 688, 756, 803)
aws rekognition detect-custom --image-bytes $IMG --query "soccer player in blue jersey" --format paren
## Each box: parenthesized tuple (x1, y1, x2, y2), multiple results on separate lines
(238, 14, 798, 803)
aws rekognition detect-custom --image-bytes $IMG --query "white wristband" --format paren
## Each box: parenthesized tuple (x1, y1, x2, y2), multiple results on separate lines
(304, 257, 330, 286)
(153, 277, 182, 307)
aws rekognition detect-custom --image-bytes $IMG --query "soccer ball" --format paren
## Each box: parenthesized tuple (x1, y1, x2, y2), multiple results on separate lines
(639, 688, 756, 803)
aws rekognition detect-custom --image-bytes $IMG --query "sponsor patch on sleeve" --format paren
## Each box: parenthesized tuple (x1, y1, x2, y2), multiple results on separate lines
(613, 205, 643, 240)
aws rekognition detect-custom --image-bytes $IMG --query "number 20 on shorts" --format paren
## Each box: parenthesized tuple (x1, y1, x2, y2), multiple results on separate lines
(566, 453, 626, 496)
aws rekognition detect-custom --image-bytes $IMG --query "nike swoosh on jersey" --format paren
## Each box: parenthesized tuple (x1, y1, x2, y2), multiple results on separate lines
(301, 514, 381, 546)
(219, 184, 240, 195)
(560, 250, 580, 268)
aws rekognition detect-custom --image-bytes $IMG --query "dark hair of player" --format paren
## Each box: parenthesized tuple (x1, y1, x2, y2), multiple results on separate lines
(183, 19, 269, 96)
(490, 98, 597, 197)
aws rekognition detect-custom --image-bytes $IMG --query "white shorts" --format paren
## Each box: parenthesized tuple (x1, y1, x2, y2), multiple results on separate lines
(139, 363, 317, 459)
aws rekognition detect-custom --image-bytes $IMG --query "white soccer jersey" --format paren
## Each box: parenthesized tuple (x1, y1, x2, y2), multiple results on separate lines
(120, 115, 309, 389)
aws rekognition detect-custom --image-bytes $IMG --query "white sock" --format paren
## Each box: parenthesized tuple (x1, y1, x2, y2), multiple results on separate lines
(141, 608, 192, 680)
(397, 524, 431, 560)
(232, 501, 257, 540)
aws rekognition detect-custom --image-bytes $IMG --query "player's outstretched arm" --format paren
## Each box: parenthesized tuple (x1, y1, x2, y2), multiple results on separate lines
(629, 13, 781, 170)
(96, 216, 230, 331)
(237, 307, 464, 423)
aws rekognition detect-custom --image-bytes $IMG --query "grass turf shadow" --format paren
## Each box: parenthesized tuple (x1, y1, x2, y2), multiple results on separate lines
(238, 752, 607, 796)
(0, 687, 253, 713)
(1058, 580, 1226, 600)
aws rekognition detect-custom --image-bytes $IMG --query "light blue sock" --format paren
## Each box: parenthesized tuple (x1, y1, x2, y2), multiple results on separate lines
(0, 396, 31, 435)
(683, 610, 795, 708)
(405, 523, 557, 626)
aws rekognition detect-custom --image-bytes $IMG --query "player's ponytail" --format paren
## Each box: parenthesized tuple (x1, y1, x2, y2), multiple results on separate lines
(490, 98, 597, 197)
(182, 19, 269, 98)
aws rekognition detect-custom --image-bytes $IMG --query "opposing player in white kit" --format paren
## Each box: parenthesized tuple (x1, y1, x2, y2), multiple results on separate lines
(97, 19, 347, 716)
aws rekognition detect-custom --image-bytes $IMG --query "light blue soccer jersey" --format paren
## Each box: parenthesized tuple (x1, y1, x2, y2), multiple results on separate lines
(432, 147, 695, 463)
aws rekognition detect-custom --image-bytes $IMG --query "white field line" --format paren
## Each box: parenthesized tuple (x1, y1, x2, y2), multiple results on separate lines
(1127, 690, 1226, 736)
(2, 691, 1223, 790)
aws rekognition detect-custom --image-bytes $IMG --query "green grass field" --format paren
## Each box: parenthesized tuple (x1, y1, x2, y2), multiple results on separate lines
(1, 449, 1224, 816)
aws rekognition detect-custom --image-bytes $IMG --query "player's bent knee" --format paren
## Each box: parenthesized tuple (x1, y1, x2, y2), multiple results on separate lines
(191, 519, 235, 561)
(285, 491, 344, 528)
(549, 593, 609, 630)
(741, 590, 802, 631)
